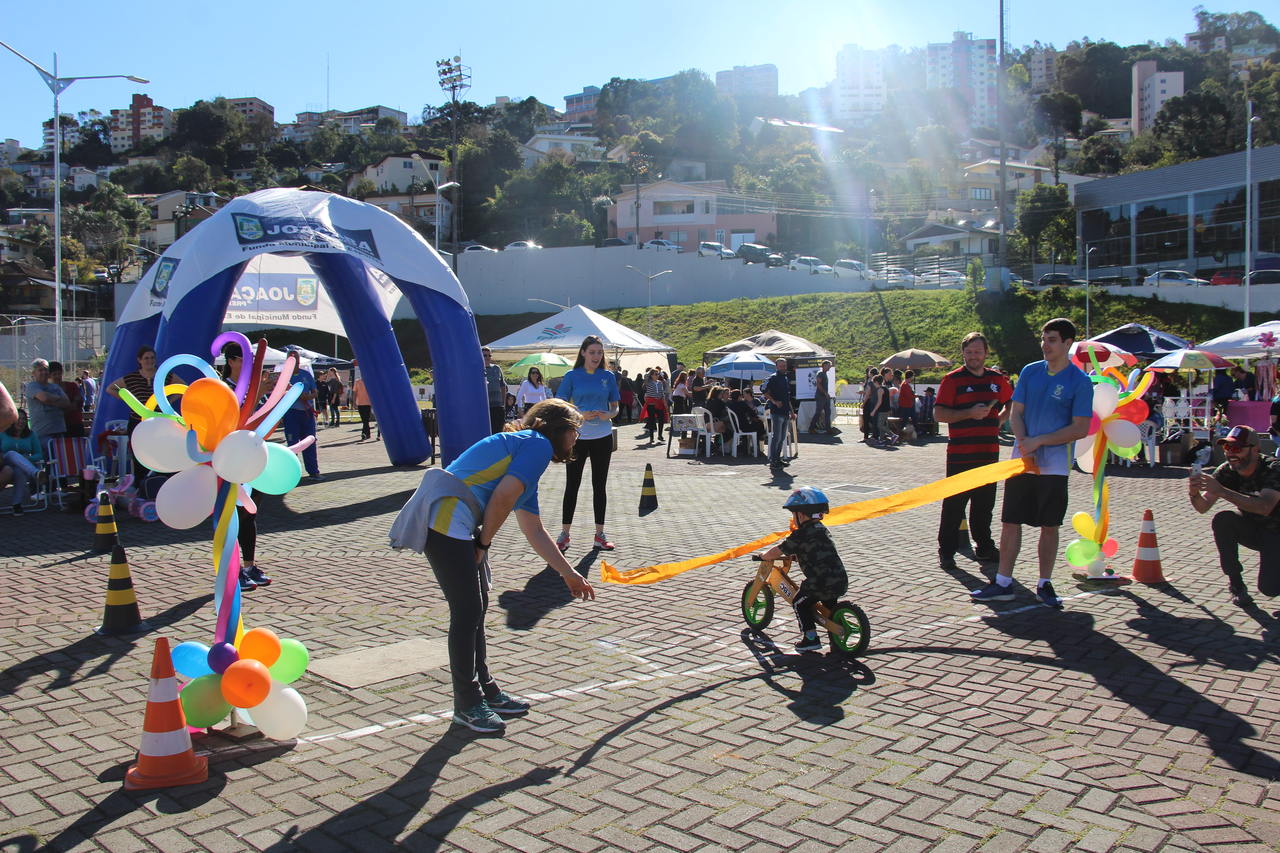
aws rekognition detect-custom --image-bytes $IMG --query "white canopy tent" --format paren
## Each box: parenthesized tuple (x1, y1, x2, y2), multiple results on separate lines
(704, 329, 834, 363)
(1197, 321, 1280, 359)
(485, 305, 675, 378)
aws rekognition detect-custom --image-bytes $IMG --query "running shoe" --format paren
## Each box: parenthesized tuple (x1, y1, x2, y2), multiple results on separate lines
(555, 531, 570, 553)
(486, 691, 531, 716)
(452, 703, 505, 733)
(939, 555, 960, 572)
(238, 568, 257, 593)
(247, 566, 272, 587)
(593, 533, 615, 551)
(1229, 579, 1255, 608)
(974, 545, 1001, 563)
(1037, 581, 1064, 610)
(794, 634, 822, 653)
(971, 581, 1015, 601)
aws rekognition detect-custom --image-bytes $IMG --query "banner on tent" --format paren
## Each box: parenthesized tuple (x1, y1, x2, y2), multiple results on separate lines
(227, 274, 320, 318)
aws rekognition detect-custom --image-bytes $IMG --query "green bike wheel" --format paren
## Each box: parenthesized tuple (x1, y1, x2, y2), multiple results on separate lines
(741, 581, 774, 630)
(828, 602, 871, 656)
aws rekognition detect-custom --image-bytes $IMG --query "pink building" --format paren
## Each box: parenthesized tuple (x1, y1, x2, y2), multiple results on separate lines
(608, 180, 777, 251)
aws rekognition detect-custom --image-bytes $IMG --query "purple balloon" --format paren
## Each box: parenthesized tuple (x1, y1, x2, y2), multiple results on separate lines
(207, 641, 240, 674)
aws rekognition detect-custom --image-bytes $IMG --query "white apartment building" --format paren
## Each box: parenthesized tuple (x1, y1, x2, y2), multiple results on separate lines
(1, 139, 21, 164)
(42, 116, 82, 154)
(833, 45, 885, 127)
(281, 105, 408, 143)
(346, 153, 444, 195)
(926, 32, 999, 130)
(227, 97, 275, 122)
(1131, 60, 1184, 136)
(714, 64, 779, 98)
(1023, 46, 1058, 93)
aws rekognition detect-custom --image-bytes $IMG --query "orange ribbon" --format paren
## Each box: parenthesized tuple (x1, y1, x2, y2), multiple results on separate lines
(600, 456, 1036, 585)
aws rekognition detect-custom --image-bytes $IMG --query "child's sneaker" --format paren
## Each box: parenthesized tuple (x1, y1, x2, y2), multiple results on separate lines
(555, 531, 570, 553)
(794, 632, 822, 653)
(486, 691, 531, 716)
(452, 703, 505, 733)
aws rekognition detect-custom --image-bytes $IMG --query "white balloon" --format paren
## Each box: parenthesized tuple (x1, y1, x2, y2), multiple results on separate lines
(155, 464, 218, 529)
(132, 418, 197, 473)
(211, 430, 269, 484)
(251, 681, 308, 740)
(1092, 382, 1119, 420)
(1076, 432, 1098, 473)
(1104, 418, 1140, 450)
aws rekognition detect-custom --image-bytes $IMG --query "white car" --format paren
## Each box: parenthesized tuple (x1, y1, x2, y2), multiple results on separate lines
(504, 240, 543, 251)
(789, 256, 834, 275)
(877, 267, 918, 287)
(643, 239, 683, 253)
(917, 269, 967, 287)
(832, 259, 869, 279)
(1143, 269, 1208, 287)
(697, 241, 735, 259)
(462, 244, 497, 253)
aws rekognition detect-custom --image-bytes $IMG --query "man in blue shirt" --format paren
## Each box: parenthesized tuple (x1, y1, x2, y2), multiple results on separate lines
(762, 357, 794, 468)
(973, 318, 1093, 609)
(281, 362, 321, 482)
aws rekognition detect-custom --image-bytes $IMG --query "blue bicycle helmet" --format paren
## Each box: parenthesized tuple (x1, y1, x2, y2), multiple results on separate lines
(783, 487, 829, 515)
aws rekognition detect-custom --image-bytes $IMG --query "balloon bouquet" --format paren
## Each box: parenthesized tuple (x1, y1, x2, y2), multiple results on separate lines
(117, 332, 314, 739)
(1064, 344, 1154, 579)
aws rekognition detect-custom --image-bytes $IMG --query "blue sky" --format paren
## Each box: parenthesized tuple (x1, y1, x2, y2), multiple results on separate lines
(0, 0, 1232, 147)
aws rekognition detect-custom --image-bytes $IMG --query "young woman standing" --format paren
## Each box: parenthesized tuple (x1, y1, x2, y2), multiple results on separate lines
(516, 367, 550, 414)
(555, 336, 620, 553)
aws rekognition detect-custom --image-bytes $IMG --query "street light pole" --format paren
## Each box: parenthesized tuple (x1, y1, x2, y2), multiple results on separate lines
(0, 39, 147, 365)
(1245, 97, 1259, 327)
(1085, 245, 1098, 339)
(625, 265, 672, 336)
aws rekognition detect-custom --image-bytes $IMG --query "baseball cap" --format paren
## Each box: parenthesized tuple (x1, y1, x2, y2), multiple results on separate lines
(1216, 425, 1260, 448)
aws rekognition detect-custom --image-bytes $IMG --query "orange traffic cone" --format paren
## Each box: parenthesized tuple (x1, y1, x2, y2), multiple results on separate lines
(1131, 509, 1167, 584)
(96, 544, 148, 636)
(92, 492, 119, 554)
(124, 638, 208, 791)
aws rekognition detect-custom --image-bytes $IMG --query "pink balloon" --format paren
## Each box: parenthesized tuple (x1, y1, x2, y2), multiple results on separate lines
(1088, 413, 1102, 435)
(1102, 538, 1119, 557)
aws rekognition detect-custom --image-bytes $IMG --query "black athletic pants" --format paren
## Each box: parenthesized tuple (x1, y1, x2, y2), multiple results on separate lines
(425, 530, 501, 711)
(562, 434, 613, 526)
(1212, 511, 1280, 596)
(358, 404, 373, 439)
(236, 505, 256, 564)
(938, 460, 997, 557)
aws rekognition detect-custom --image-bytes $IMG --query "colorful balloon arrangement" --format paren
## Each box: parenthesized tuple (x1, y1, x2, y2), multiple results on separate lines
(118, 332, 314, 739)
(1064, 344, 1155, 576)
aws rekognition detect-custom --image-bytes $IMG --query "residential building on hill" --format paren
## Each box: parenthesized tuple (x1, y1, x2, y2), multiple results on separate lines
(608, 179, 778, 252)
(833, 45, 886, 127)
(281, 105, 408, 143)
(41, 115, 82, 154)
(1131, 60, 1184, 136)
(715, 64, 779, 98)
(1185, 32, 1229, 53)
(1, 139, 20, 165)
(564, 86, 600, 121)
(109, 94, 174, 153)
(227, 97, 275, 122)
(346, 152, 444, 195)
(926, 31, 998, 130)
(1023, 46, 1058, 93)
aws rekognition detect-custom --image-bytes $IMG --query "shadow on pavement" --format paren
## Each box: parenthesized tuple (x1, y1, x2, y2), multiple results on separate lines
(266, 729, 559, 851)
(496, 551, 598, 631)
(15, 741, 293, 852)
(1121, 587, 1280, 671)
(982, 609, 1280, 782)
(0, 595, 212, 699)
(740, 629, 875, 725)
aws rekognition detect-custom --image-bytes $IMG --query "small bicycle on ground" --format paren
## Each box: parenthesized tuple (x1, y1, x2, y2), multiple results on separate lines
(741, 555, 871, 656)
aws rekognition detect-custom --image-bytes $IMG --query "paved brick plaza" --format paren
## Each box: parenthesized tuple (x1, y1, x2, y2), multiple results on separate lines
(3, 420, 1279, 851)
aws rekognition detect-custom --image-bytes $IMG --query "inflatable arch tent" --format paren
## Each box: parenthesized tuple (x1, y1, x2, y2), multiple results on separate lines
(93, 188, 489, 466)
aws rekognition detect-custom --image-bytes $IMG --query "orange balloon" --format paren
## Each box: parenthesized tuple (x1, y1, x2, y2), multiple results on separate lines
(220, 658, 272, 708)
(183, 377, 240, 451)
(238, 627, 282, 667)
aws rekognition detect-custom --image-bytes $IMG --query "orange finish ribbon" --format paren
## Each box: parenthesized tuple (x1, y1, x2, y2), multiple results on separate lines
(601, 456, 1036, 585)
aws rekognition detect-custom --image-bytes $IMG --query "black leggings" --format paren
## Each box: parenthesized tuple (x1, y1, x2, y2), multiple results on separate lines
(562, 434, 613, 525)
(425, 530, 500, 710)
(236, 505, 257, 564)
(358, 404, 373, 439)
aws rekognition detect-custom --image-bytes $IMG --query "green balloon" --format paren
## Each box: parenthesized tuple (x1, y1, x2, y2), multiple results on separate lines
(248, 443, 302, 495)
(1065, 539, 1100, 567)
(1113, 441, 1142, 459)
(181, 674, 232, 727)
(269, 639, 309, 684)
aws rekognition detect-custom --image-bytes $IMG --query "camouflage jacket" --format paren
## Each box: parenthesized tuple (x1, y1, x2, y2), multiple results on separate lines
(779, 520, 848, 599)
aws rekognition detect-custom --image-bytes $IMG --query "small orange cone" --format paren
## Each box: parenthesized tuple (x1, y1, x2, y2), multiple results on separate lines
(1131, 509, 1167, 584)
(92, 492, 119, 554)
(124, 638, 208, 791)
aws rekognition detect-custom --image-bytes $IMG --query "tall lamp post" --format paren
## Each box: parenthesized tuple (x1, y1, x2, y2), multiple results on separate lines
(625, 265, 672, 336)
(1245, 97, 1260, 327)
(1, 40, 147, 365)
(1084, 245, 1098, 339)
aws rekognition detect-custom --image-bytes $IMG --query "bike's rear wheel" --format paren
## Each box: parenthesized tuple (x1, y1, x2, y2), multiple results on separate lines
(741, 581, 774, 630)
(828, 602, 871, 656)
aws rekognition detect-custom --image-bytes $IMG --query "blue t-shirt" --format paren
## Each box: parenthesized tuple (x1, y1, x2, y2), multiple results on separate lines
(557, 367, 619, 440)
(289, 370, 317, 411)
(1011, 360, 1094, 476)
(429, 429, 554, 539)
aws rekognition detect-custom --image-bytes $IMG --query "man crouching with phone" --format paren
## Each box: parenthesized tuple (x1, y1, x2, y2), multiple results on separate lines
(1188, 425, 1280, 607)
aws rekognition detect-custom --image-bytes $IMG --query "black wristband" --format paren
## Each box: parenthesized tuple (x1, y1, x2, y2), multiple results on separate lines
(474, 539, 490, 550)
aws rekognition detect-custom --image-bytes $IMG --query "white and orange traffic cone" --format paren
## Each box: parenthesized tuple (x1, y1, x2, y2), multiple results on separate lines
(124, 638, 208, 791)
(1131, 509, 1168, 584)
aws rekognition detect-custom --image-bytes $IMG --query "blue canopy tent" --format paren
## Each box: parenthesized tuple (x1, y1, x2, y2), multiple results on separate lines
(93, 188, 488, 466)
(1087, 323, 1191, 360)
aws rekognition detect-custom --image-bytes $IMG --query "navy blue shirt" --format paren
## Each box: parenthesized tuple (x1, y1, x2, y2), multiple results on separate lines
(762, 372, 792, 415)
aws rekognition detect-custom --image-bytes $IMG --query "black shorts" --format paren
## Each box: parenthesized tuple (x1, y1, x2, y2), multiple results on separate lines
(1001, 473, 1069, 528)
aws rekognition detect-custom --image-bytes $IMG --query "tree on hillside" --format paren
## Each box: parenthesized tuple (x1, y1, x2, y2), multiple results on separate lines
(1192, 7, 1280, 45)
(539, 211, 594, 247)
(492, 96, 549, 144)
(1056, 42, 1129, 117)
(110, 162, 174, 194)
(350, 177, 376, 200)
(63, 110, 113, 169)
(1151, 87, 1235, 162)
(1034, 91, 1083, 182)
(457, 129, 522, 238)
(1016, 184, 1074, 267)
(87, 181, 150, 238)
(172, 154, 214, 191)
(306, 122, 345, 163)
(1076, 134, 1124, 175)
(171, 98, 246, 169)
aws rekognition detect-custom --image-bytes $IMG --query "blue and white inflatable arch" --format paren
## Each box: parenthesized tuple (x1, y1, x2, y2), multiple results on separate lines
(93, 188, 489, 466)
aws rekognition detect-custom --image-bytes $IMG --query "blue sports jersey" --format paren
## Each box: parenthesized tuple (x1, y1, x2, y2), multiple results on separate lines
(556, 367, 619, 440)
(1011, 360, 1094, 476)
(428, 429, 554, 539)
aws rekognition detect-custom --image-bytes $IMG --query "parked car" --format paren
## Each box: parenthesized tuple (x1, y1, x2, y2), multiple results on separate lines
(643, 239, 683, 252)
(832, 259, 869, 279)
(600, 237, 630, 247)
(876, 267, 918, 287)
(1210, 269, 1243, 285)
(462, 244, 497, 253)
(1038, 272, 1080, 286)
(1245, 270, 1280, 285)
(504, 240, 543, 250)
(789, 256, 834, 275)
(1142, 269, 1208, 286)
(93, 267, 109, 281)
(697, 241, 735, 259)
(737, 243, 785, 266)
(917, 269, 967, 287)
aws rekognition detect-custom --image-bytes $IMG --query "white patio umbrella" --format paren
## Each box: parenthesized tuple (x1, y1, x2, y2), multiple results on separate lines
(1197, 320, 1280, 359)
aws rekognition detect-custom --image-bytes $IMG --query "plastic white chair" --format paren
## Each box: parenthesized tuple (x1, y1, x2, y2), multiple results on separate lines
(1138, 420, 1159, 467)
(689, 406, 718, 457)
(725, 409, 758, 458)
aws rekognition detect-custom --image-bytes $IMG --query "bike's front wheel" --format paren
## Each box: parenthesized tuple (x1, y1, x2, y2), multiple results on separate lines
(741, 581, 774, 630)
(827, 602, 871, 656)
